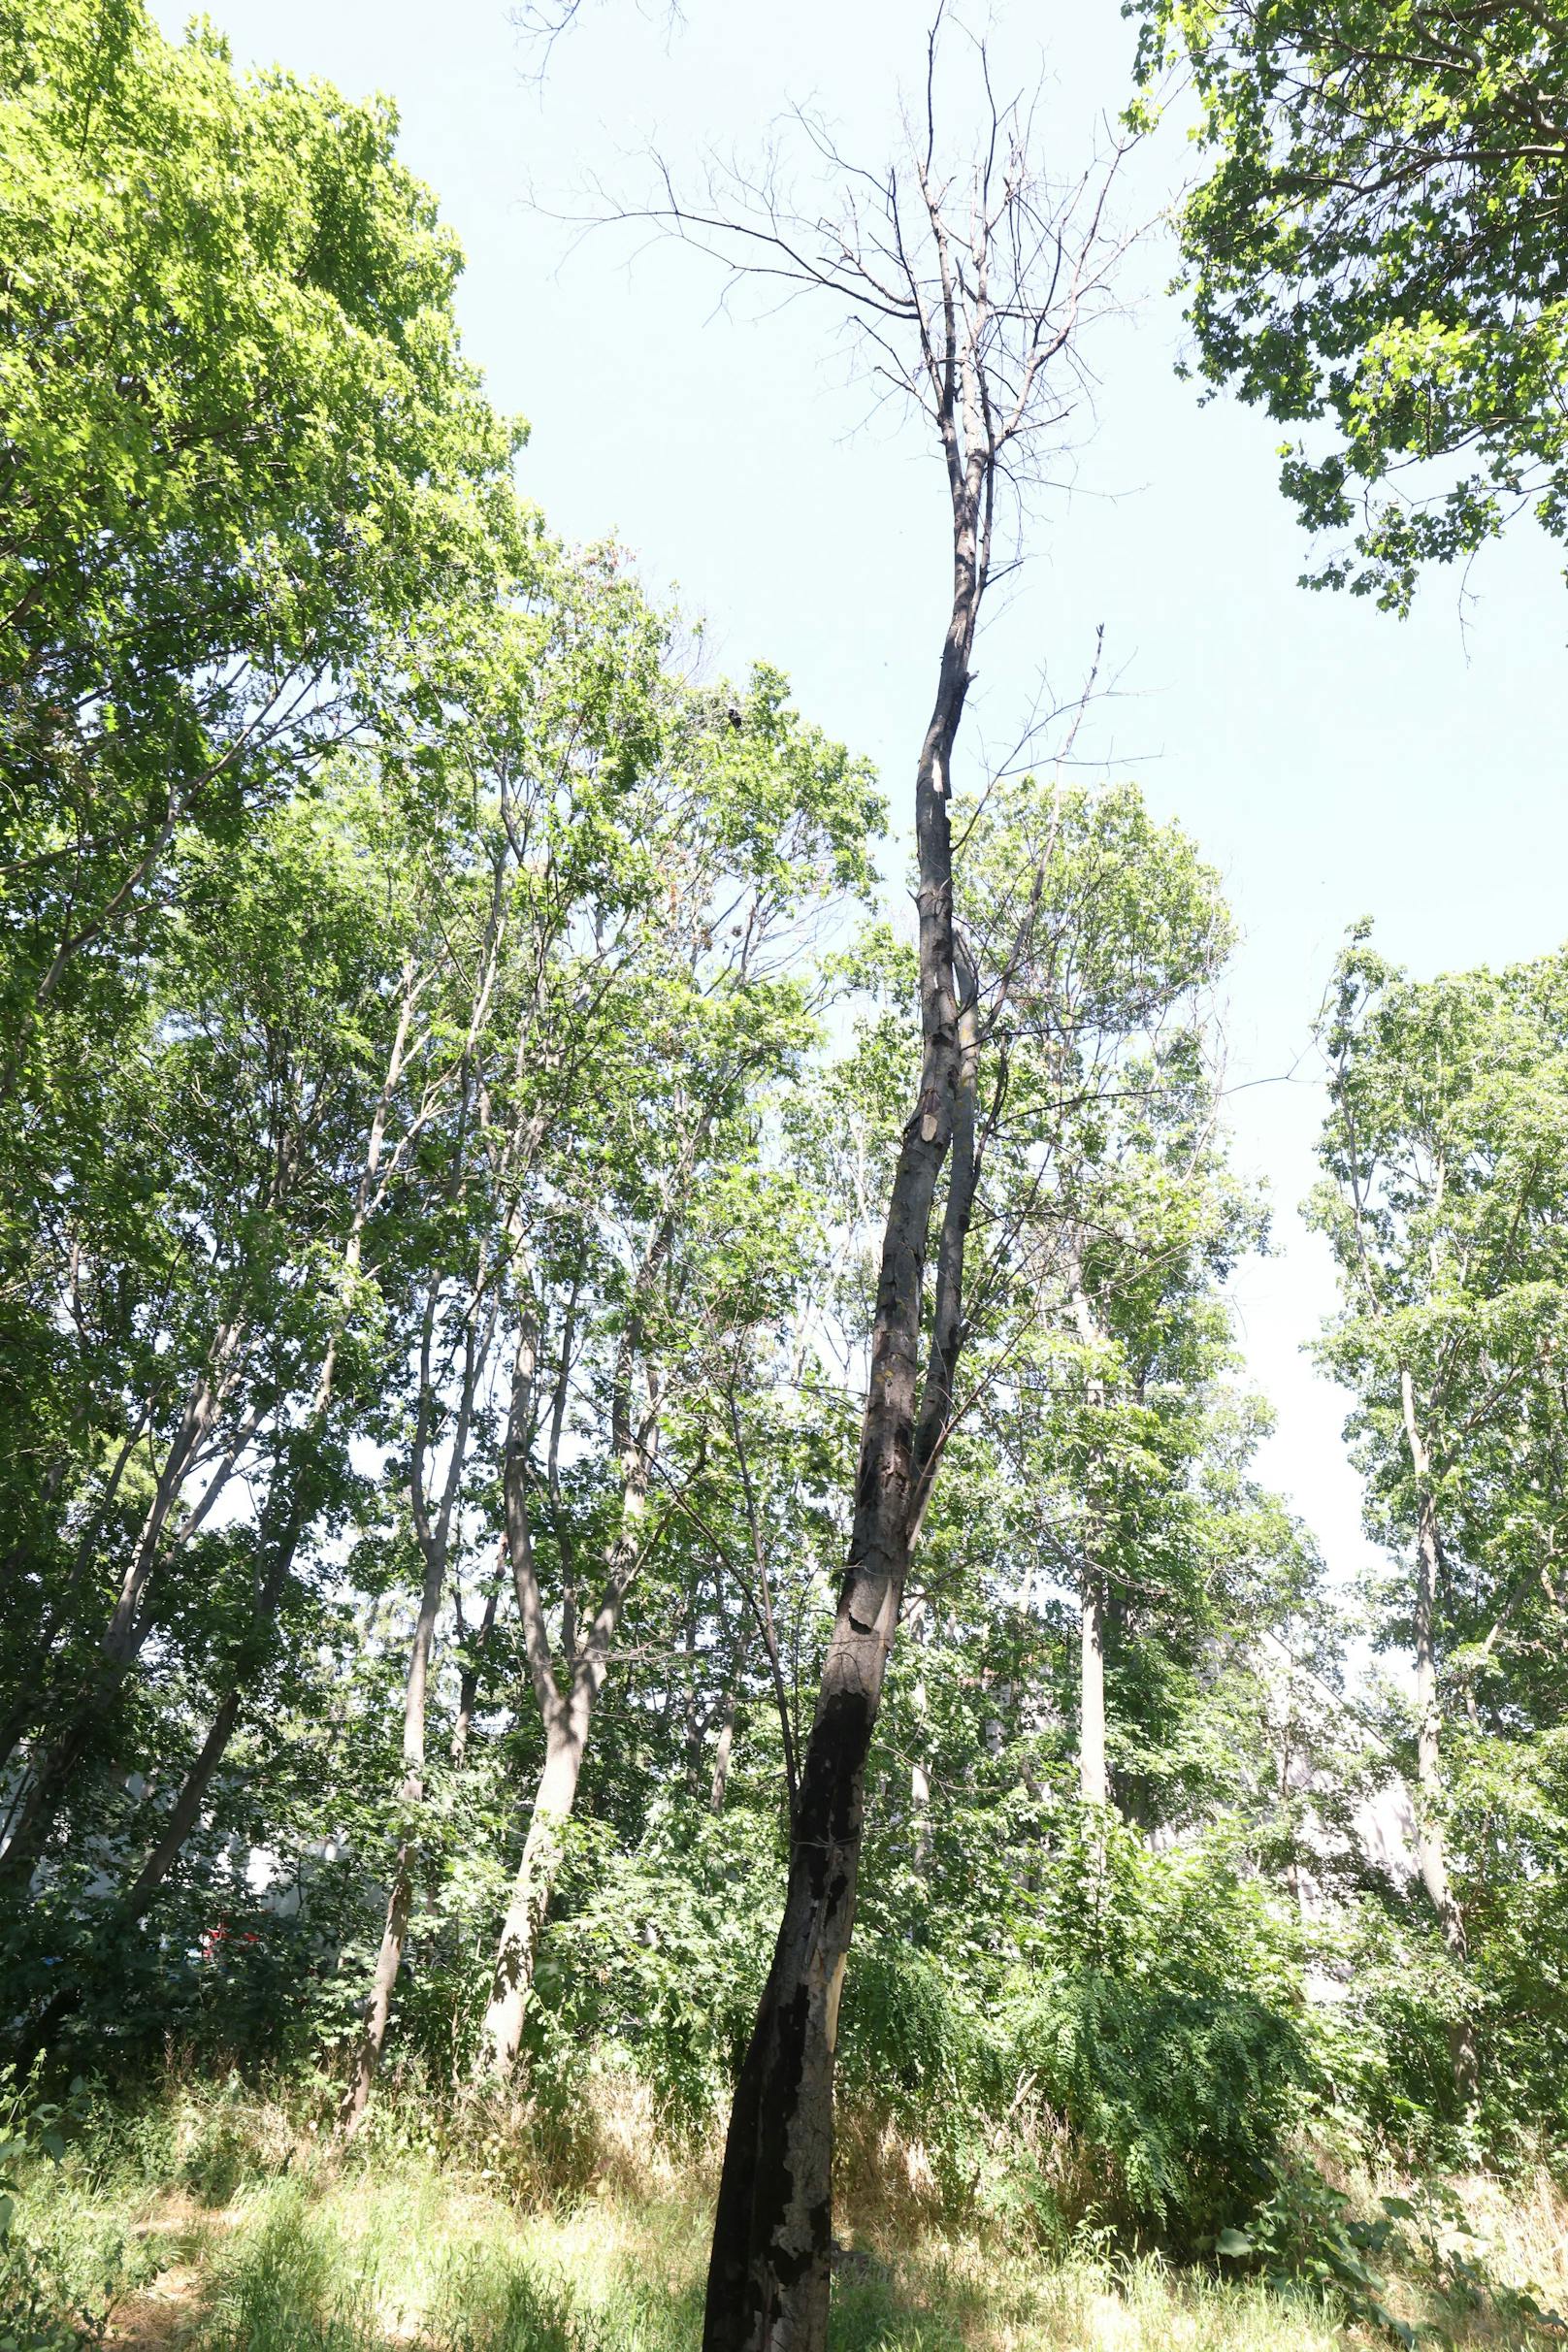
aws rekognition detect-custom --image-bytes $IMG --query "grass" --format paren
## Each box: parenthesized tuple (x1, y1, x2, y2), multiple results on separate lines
(9, 2078, 1564, 2351)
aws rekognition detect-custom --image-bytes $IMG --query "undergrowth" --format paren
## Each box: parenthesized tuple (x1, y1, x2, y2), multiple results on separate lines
(3, 2071, 1563, 2351)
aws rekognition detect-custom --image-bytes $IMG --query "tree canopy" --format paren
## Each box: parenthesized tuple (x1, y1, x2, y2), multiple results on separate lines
(1135, 0, 1568, 607)
(3, 5, 1568, 2346)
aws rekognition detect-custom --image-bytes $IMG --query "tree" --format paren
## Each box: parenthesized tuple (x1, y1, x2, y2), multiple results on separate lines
(1133, 0, 1568, 610)
(334, 544, 679, 2130)
(1309, 930, 1568, 2100)
(952, 776, 1245, 1817)
(0, 0, 519, 1011)
(0, 0, 525, 1916)
(0, 777, 424, 1901)
(474, 668, 879, 2083)
(604, 22, 1137, 2336)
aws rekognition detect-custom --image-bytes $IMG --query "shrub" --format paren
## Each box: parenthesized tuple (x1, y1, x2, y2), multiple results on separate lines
(995, 1814, 1318, 2240)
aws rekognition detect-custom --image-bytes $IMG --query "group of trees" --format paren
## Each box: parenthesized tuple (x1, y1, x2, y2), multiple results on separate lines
(3, 0, 1567, 2345)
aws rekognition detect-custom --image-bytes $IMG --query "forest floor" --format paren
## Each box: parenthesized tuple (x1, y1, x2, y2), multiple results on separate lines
(24, 2082, 1567, 2352)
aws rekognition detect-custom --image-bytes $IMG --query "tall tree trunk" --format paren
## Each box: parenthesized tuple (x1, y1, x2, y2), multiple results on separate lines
(1068, 1253, 1111, 1808)
(1078, 1572, 1108, 1808)
(337, 1535, 445, 2138)
(476, 1349, 656, 2082)
(475, 1717, 584, 2077)
(1400, 1368, 1479, 2104)
(702, 473, 981, 2349)
(338, 1313, 474, 2138)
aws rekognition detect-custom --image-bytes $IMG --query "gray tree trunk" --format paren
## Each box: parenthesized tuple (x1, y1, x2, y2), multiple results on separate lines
(1399, 1367, 1479, 2104)
(1068, 1260, 1110, 1808)
(476, 1310, 658, 2082)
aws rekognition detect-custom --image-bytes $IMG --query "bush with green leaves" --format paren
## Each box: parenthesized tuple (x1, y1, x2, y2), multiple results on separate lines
(533, 1798, 780, 2135)
(994, 1813, 1320, 2242)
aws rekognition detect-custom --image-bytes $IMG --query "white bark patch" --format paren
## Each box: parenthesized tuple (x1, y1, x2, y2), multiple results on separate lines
(825, 1952, 847, 2052)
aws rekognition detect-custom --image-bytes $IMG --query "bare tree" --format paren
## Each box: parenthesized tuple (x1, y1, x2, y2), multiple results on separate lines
(596, 19, 1140, 2341)
(511, 0, 682, 81)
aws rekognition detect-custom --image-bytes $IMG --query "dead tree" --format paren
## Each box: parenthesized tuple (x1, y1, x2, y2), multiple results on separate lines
(601, 18, 1139, 2343)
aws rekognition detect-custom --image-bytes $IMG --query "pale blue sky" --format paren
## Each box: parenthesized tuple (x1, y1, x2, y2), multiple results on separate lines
(156, 0, 1568, 1629)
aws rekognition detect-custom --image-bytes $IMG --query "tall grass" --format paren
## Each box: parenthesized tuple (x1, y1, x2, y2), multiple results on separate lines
(12, 2074, 1563, 2350)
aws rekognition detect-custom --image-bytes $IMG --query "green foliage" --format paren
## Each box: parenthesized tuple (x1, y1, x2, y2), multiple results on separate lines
(1216, 2161, 1418, 2344)
(5, 0, 1565, 2293)
(1134, 0, 1568, 609)
(0, 2069, 142, 2351)
(1304, 931, 1568, 2151)
(534, 1801, 780, 2134)
(1216, 2167, 1568, 2349)
(999, 1818, 1317, 2240)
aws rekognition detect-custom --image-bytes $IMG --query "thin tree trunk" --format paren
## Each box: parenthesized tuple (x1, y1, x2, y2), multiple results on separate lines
(1078, 1574, 1108, 1808)
(475, 1722, 583, 2075)
(340, 1842, 417, 2134)
(1399, 1367, 1479, 2104)
(0, 1337, 248, 1890)
(1068, 1253, 1111, 1809)
(338, 1283, 481, 2137)
(337, 1539, 444, 2139)
(476, 1354, 657, 2081)
(709, 1627, 749, 1815)
(10, 1499, 309, 2070)
(910, 1758, 932, 1865)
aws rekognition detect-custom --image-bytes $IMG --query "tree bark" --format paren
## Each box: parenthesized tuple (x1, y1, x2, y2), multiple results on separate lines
(476, 1313, 657, 2082)
(702, 455, 981, 2352)
(338, 1289, 480, 2138)
(475, 1723, 583, 2076)
(336, 1538, 442, 2138)
(1068, 1258, 1110, 1809)
(1399, 1367, 1479, 2104)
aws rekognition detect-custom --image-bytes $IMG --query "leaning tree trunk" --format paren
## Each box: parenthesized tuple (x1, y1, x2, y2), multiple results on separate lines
(10, 1497, 310, 2071)
(474, 1716, 584, 2077)
(0, 1341, 245, 1892)
(476, 1336, 657, 2083)
(1400, 1369, 1479, 2104)
(702, 475, 981, 2348)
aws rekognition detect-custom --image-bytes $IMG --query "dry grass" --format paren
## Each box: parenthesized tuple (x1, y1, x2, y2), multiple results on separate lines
(28, 2077, 1567, 2352)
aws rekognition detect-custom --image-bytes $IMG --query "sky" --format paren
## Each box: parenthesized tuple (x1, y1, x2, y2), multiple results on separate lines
(154, 0, 1568, 1643)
